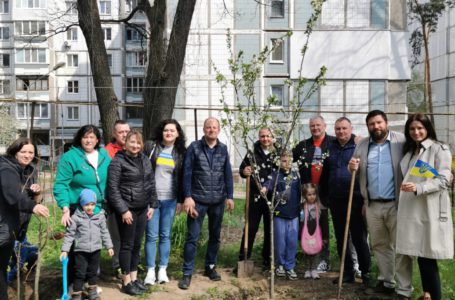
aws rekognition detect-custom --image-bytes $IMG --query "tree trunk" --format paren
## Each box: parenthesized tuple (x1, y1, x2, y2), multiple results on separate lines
(77, 0, 118, 143)
(422, 21, 433, 122)
(142, 0, 197, 139)
(269, 211, 275, 299)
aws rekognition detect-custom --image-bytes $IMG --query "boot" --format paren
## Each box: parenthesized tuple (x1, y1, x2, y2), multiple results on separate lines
(87, 285, 100, 300)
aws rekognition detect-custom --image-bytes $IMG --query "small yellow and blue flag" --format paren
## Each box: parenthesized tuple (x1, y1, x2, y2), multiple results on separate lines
(410, 159, 439, 178)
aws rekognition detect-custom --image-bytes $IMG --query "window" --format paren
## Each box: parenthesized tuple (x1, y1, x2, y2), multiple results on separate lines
(66, 1, 77, 14)
(0, 0, 9, 13)
(66, 28, 77, 40)
(15, 21, 46, 36)
(67, 80, 79, 93)
(16, 77, 48, 91)
(15, 0, 46, 8)
(270, 38, 283, 62)
(0, 27, 9, 39)
(126, 25, 144, 42)
(102, 27, 111, 40)
(126, 106, 143, 119)
(0, 54, 9, 67)
(67, 106, 79, 120)
(270, 0, 284, 18)
(0, 80, 10, 94)
(107, 54, 112, 67)
(347, 0, 370, 27)
(126, 51, 146, 66)
(17, 103, 49, 119)
(321, 0, 377, 28)
(99, 0, 111, 15)
(126, 77, 144, 93)
(16, 49, 46, 63)
(270, 85, 284, 106)
(67, 54, 78, 67)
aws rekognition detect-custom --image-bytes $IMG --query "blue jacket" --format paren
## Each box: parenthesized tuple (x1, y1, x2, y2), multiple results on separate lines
(183, 138, 234, 205)
(265, 170, 300, 219)
(319, 135, 362, 208)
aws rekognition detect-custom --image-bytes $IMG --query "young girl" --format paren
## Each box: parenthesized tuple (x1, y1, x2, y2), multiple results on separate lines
(262, 152, 300, 280)
(60, 189, 113, 300)
(300, 183, 328, 279)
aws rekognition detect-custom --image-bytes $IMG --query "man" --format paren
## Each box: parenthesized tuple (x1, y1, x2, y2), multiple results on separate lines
(236, 128, 276, 272)
(319, 117, 371, 286)
(292, 116, 334, 272)
(178, 117, 234, 290)
(349, 110, 411, 299)
(104, 120, 130, 278)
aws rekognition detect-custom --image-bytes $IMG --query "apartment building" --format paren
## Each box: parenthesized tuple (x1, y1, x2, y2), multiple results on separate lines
(0, 0, 410, 161)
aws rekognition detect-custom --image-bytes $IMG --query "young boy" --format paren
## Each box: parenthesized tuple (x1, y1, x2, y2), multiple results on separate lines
(60, 189, 113, 300)
(262, 152, 301, 280)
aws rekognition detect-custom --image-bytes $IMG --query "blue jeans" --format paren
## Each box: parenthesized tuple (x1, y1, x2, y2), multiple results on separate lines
(274, 216, 298, 270)
(182, 201, 225, 276)
(145, 199, 177, 268)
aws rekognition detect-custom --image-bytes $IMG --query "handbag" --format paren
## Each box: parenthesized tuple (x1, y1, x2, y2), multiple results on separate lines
(300, 202, 323, 255)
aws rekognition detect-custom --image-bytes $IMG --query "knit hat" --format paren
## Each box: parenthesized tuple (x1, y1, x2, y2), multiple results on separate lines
(79, 189, 97, 207)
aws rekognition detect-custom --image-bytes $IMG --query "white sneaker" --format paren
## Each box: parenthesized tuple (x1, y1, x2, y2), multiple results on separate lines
(275, 265, 286, 277)
(144, 268, 156, 285)
(316, 260, 330, 273)
(157, 267, 169, 283)
(311, 270, 320, 279)
(304, 271, 311, 279)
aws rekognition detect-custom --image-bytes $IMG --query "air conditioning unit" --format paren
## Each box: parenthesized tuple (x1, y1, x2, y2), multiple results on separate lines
(63, 41, 71, 49)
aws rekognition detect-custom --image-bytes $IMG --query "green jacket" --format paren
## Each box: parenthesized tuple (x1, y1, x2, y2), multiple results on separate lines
(53, 146, 111, 214)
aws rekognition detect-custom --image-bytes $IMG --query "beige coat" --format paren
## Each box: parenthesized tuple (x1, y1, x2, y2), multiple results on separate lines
(397, 139, 454, 259)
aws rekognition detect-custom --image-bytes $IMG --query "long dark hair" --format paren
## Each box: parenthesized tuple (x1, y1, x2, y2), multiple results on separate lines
(151, 119, 186, 154)
(73, 125, 101, 150)
(403, 113, 438, 155)
(6, 137, 38, 164)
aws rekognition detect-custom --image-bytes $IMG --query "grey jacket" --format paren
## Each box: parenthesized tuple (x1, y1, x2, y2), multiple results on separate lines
(351, 130, 405, 204)
(61, 208, 113, 253)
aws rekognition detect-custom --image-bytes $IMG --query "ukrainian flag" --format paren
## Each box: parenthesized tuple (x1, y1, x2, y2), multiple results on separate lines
(410, 159, 439, 178)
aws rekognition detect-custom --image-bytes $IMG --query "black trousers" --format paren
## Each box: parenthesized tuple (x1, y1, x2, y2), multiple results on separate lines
(117, 208, 148, 274)
(238, 195, 271, 266)
(73, 251, 100, 292)
(0, 243, 14, 300)
(418, 257, 441, 300)
(330, 200, 371, 276)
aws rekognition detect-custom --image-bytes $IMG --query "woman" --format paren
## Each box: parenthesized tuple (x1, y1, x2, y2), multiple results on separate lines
(54, 125, 111, 225)
(398, 113, 453, 300)
(0, 138, 49, 298)
(108, 130, 157, 296)
(53, 125, 111, 288)
(143, 119, 186, 285)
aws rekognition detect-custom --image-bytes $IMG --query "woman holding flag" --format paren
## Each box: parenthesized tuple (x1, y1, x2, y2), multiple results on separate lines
(397, 113, 453, 300)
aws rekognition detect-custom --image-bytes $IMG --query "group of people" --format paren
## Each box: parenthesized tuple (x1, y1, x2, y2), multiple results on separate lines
(0, 110, 452, 300)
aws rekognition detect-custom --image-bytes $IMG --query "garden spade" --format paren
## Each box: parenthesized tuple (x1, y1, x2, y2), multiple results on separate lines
(237, 176, 254, 278)
(60, 256, 69, 300)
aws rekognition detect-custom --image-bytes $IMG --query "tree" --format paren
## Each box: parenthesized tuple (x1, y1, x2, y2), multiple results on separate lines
(408, 0, 455, 121)
(407, 70, 426, 112)
(214, 1, 326, 298)
(0, 105, 17, 147)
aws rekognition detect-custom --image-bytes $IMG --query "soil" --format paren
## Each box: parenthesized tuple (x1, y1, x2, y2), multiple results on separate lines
(8, 267, 392, 300)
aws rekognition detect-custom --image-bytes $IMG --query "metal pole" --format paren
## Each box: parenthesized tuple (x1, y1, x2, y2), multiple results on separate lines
(194, 108, 198, 140)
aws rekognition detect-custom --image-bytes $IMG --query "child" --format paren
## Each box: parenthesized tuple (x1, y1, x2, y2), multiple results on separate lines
(262, 152, 300, 280)
(60, 189, 114, 300)
(300, 183, 328, 279)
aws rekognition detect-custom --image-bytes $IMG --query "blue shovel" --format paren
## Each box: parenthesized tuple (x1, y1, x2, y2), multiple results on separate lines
(60, 256, 69, 300)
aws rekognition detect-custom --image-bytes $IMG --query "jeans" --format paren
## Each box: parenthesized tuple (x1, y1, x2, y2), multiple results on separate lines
(145, 199, 177, 268)
(182, 201, 225, 276)
(274, 216, 299, 270)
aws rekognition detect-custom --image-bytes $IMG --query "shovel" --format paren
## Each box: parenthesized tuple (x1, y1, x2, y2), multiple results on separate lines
(60, 256, 69, 300)
(237, 176, 255, 277)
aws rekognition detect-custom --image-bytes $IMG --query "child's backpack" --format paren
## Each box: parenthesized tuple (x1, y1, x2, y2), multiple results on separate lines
(300, 202, 323, 255)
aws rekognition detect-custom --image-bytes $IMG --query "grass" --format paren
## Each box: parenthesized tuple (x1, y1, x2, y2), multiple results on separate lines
(23, 184, 455, 299)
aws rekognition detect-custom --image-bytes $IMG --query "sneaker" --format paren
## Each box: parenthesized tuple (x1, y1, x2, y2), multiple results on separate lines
(286, 269, 298, 281)
(144, 268, 156, 285)
(71, 291, 82, 300)
(121, 282, 143, 296)
(304, 271, 312, 279)
(158, 267, 169, 283)
(87, 285, 100, 300)
(311, 270, 320, 279)
(178, 275, 192, 290)
(204, 266, 221, 281)
(275, 265, 286, 277)
(316, 260, 330, 273)
(364, 281, 395, 295)
(133, 280, 148, 291)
